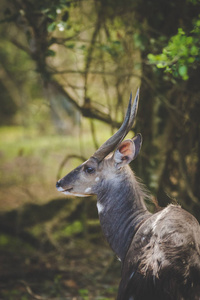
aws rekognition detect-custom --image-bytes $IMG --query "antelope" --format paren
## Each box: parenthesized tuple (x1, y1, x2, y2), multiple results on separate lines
(56, 89, 200, 300)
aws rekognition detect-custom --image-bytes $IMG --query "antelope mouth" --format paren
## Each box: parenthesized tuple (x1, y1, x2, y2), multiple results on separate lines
(56, 184, 73, 193)
(61, 187, 90, 198)
(56, 183, 91, 197)
(63, 187, 73, 193)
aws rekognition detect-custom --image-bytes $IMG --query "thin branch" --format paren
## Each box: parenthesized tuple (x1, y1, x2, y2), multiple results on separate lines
(19, 280, 45, 300)
(57, 154, 86, 180)
(50, 25, 95, 45)
(0, 62, 22, 107)
(90, 119, 99, 149)
(47, 79, 123, 127)
(51, 69, 141, 78)
(10, 38, 31, 55)
(84, 13, 102, 98)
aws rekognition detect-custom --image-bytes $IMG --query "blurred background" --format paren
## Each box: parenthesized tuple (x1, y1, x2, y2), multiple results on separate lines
(0, 0, 200, 299)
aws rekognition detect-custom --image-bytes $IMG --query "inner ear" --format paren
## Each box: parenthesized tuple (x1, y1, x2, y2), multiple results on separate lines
(114, 134, 142, 167)
(114, 139, 135, 166)
(118, 140, 134, 158)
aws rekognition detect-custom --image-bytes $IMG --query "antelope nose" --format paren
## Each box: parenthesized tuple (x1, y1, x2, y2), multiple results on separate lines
(56, 180, 64, 191)
(56, 180, 60, 188)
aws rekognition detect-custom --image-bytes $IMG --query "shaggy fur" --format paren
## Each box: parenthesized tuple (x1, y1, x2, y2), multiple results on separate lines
(117, 205, 200, 300)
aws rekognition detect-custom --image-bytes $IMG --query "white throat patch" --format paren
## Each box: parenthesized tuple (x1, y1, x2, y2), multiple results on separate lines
(84, 187, 91, 193)
(97, 202, 104, 214)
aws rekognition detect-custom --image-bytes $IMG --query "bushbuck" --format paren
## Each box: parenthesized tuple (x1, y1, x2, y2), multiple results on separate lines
(56, 89, 200, 300)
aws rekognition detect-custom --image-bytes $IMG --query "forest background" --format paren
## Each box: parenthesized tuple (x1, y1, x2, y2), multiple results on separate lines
(0, 0, 200, 299)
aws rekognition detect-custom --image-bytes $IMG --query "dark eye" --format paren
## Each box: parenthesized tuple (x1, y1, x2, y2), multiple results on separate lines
(84, 166, 95, 174)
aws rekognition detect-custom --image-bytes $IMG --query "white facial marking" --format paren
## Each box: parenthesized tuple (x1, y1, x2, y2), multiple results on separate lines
(85, 187, 91, 193)
(56, 186, 65, 192)
(95, 177, 100, 182)
(62, 191, 88, 197)
(97, 202, 104, 214)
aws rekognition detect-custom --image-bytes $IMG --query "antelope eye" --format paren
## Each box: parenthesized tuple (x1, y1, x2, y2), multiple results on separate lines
(84, 166, 95, 174)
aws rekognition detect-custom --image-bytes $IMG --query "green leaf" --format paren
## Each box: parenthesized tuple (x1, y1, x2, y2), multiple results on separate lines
(63, 221, 83, 236)
(47, 22, 56, 32)
(178, 65, 188, 77)
(46, 49, 56, 57)
(191, 45, 198, 56)
(66, 43, 75, 49)
(147, 53, 155, 61)
(157, 62, 166, 68)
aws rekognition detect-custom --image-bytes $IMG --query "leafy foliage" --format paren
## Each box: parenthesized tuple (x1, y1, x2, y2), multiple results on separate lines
(148, 16, 200, 80)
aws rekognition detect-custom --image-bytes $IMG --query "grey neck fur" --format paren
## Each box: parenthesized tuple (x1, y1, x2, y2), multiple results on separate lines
(96, 167, 151, 261)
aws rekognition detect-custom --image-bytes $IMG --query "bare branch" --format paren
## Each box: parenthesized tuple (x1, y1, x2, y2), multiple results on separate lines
(19, 280, 45, 300)
(47, 79, 122, 127)
(10, 38, 31, 55)
(51, 69, 141, 78)
(89, 118, 99, 149)
(57, 154, 86, 180)
(84, 13, 102, 97)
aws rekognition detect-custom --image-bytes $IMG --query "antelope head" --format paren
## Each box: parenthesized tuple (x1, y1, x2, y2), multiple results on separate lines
(56, 89, 142, 197)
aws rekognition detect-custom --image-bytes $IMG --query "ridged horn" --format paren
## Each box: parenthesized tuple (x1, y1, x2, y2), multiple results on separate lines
(92, 88, 140, 162)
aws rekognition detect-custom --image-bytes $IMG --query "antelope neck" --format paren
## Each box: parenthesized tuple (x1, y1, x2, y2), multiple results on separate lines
(96, 170, 151, 261)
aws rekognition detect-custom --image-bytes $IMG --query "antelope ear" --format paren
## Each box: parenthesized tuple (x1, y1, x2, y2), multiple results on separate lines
(114, 134, 142, 167)
(131, 133, 142, 159)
